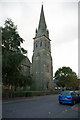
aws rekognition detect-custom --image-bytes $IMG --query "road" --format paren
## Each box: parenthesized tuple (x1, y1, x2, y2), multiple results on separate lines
(2, 94, 80, 118)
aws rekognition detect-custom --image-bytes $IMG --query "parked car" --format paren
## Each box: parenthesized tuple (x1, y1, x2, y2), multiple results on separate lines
(59, 91, 80, 105)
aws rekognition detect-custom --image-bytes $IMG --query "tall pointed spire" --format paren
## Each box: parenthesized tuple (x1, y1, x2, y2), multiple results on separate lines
(38, 4, 47, 31)
(35, 4, 49, 38)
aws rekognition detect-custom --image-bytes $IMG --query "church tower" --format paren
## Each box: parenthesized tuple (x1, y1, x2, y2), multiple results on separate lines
(32, 5, 53, 90)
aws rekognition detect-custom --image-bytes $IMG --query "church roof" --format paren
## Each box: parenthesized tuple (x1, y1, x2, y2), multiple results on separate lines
(35, 5, 49, 38)
(21, 56, 31, 67)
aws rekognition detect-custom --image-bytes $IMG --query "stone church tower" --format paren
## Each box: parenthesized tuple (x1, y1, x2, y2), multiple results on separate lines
(32, 5, 53, 90)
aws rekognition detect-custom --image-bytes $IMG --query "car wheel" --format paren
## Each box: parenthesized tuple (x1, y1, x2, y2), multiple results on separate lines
(59, 102, 62, 104)
(72, 100, 76, 105)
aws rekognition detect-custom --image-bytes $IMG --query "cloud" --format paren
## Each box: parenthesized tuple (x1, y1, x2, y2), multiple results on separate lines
(52, 39, 78, 76)
(0, 1, 78, 75)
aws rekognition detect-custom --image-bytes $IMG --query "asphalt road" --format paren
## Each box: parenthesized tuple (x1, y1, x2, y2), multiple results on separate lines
(2, 94, 80, 118)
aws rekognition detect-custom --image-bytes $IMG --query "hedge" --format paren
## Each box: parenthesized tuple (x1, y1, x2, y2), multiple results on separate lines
(2, 91, 60, 99)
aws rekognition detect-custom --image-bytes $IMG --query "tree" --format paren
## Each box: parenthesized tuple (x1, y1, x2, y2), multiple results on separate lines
(2, 18, 27, 90)
(2, 50, 25, 88)
(19, 74, 34, 90)
(54, 67, 78, 89)
(2, 18, 27, 54)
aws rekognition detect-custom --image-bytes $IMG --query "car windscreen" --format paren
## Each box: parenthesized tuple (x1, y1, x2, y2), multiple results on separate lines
(61, 92, 71, 95)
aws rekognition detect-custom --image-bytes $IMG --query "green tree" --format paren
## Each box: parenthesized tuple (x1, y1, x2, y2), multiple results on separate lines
(2, 18, 27, 90)
(19, 74, 34, 90)
(54, 67, 78, 89)
(2, 18, 27, 54)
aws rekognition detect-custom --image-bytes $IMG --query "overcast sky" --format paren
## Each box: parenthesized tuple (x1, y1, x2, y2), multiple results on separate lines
(0, 0, 79, 76)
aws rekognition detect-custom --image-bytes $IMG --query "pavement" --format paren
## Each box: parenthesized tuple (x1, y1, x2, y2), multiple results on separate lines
(2, 95, 47, 103)
(71, 103, 80, 112)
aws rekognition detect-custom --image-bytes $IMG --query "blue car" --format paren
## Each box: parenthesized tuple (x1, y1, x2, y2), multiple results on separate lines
(59, 91, 80, 105)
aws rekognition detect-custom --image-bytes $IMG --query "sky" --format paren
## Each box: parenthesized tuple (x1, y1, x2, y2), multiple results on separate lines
(0, 0, 79, 77)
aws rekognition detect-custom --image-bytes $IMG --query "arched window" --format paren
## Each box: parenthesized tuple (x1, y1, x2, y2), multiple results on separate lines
(48, 45, 49, 48)
(40, 42, 42, 47)
(47, 65, 49, 72)
(36, 43, 38, 48)
(45, 42, 46, 47)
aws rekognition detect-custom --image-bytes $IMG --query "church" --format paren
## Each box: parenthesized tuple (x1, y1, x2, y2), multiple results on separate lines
(32, 5, 53, 90)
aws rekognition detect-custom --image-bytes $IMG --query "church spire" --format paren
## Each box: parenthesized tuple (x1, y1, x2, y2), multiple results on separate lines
(38, 4, 47, 31)
(35, 4, 49, 38)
